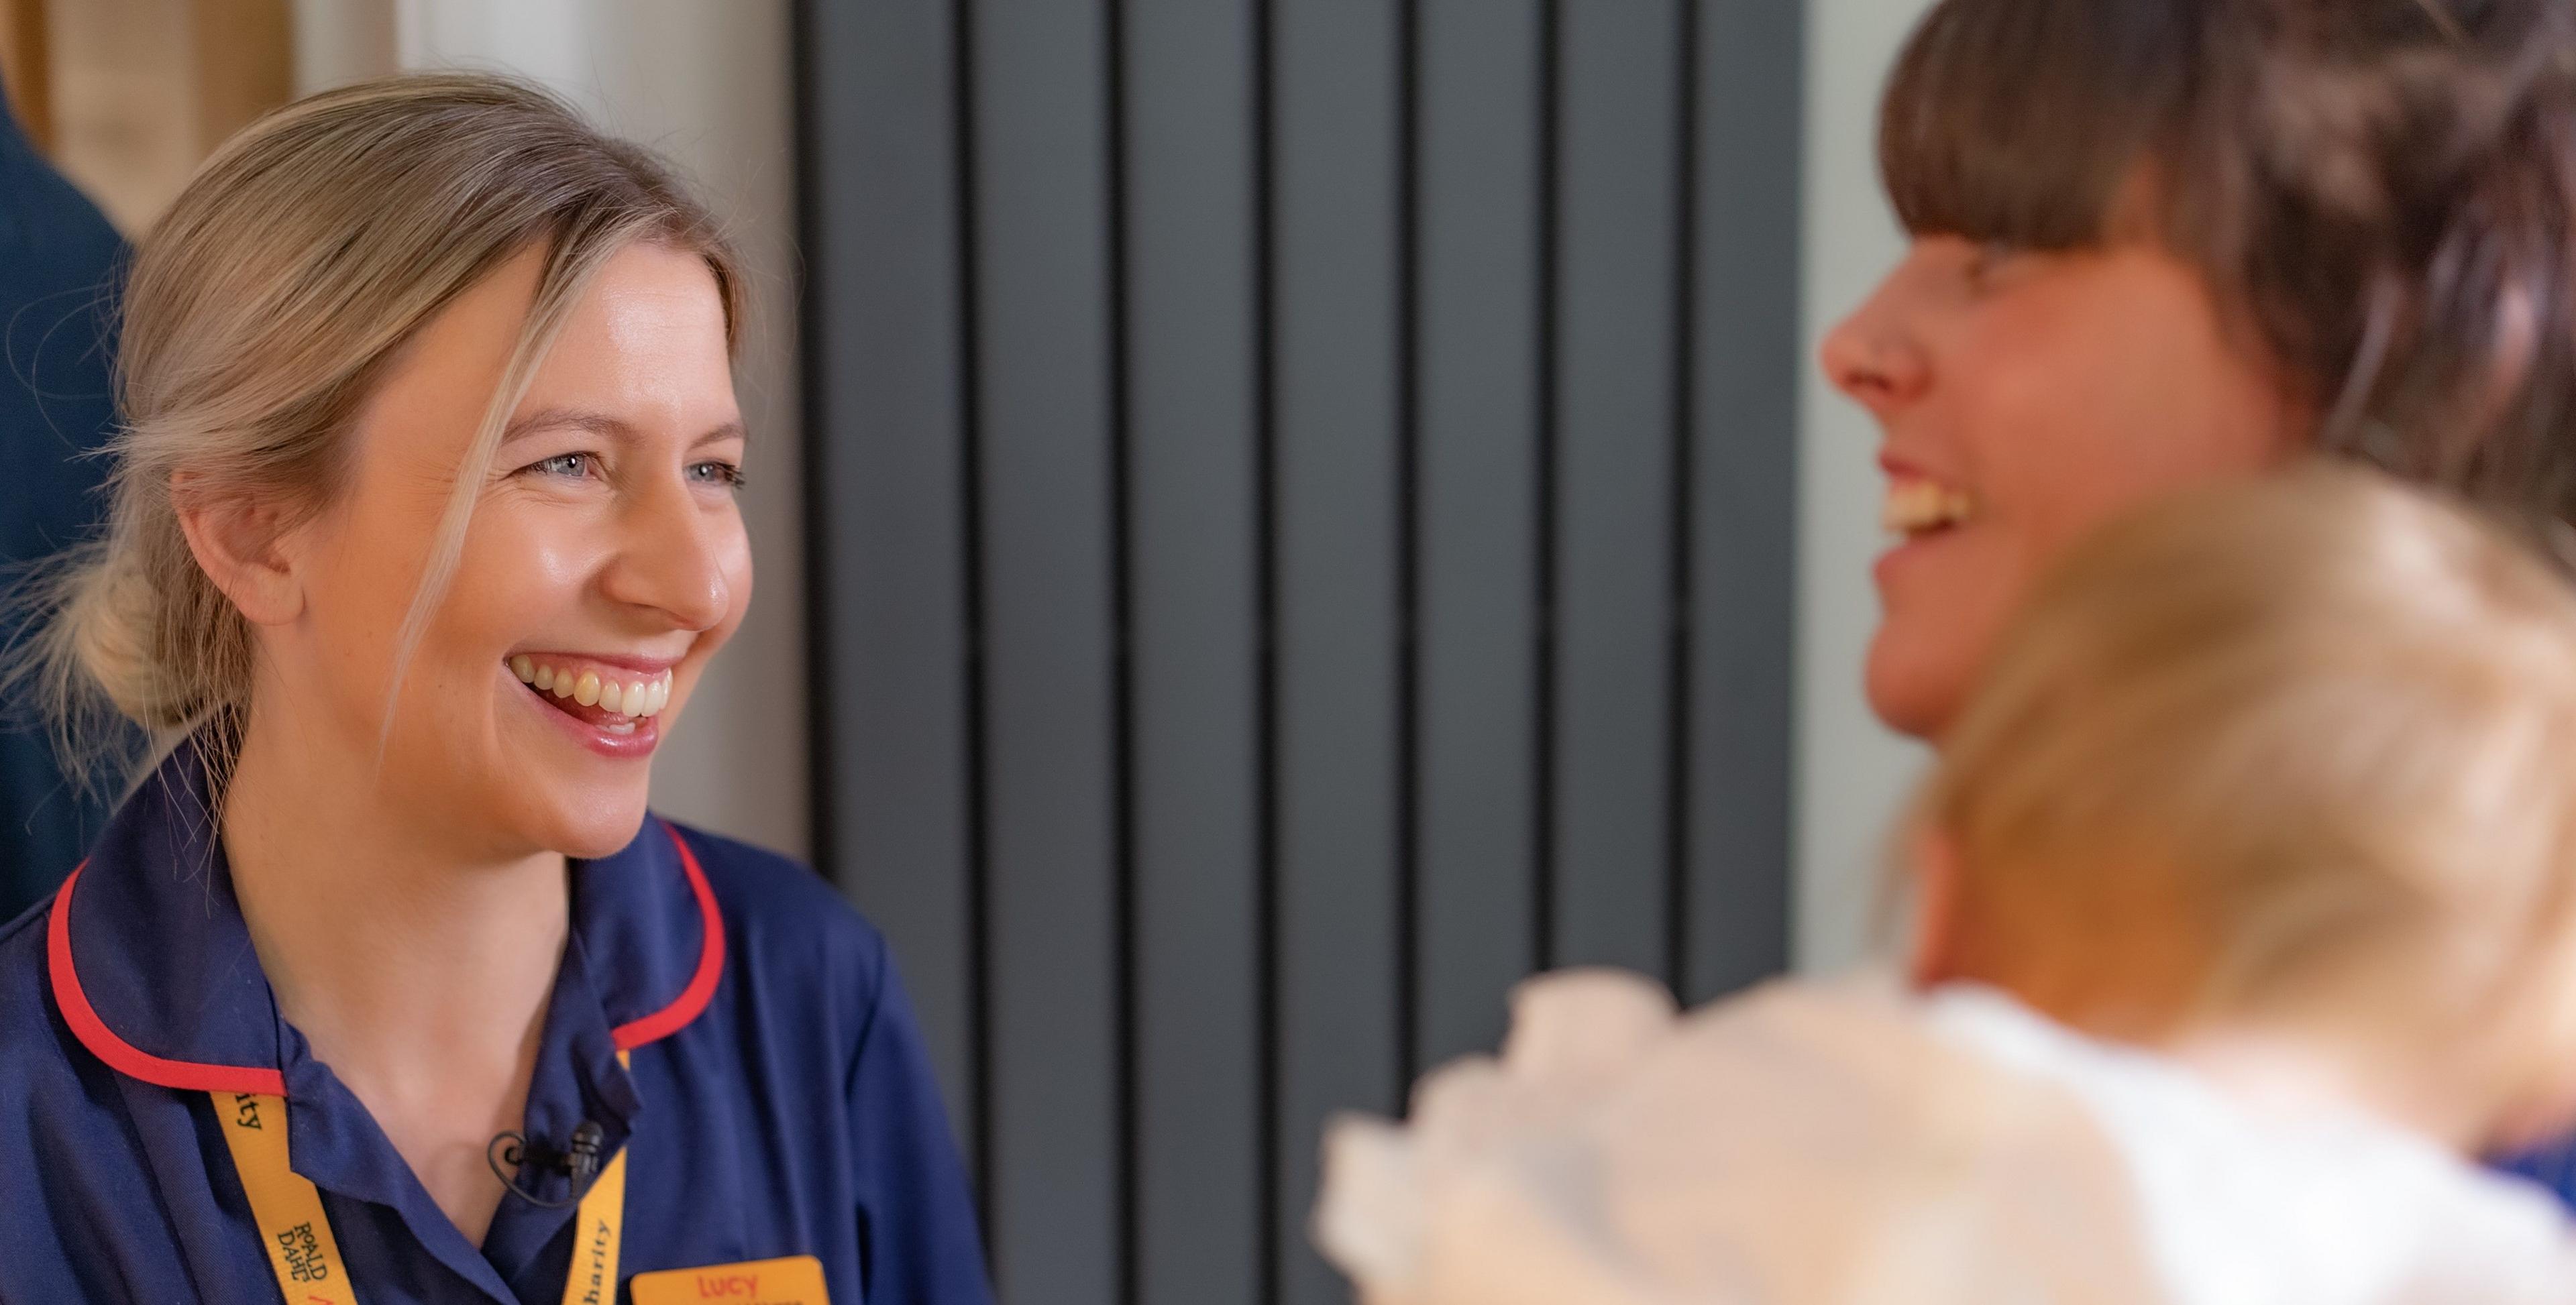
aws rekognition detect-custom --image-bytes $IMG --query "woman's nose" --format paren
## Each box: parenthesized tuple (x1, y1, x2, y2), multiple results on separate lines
(1819, 282, 1931, 418)
(602, 477, 741, 632)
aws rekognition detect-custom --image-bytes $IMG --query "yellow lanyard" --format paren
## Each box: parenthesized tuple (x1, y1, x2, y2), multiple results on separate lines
(212, 1053, 630, 1305)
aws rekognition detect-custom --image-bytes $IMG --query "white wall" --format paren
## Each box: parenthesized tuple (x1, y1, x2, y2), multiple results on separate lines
(1795, 0, 1935, 970)
(296, 0, 810, 859)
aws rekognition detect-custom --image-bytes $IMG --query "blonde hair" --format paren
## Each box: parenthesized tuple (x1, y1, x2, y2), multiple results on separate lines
(1926, 464, 2576, 1126)
(1, 72, 741, 794)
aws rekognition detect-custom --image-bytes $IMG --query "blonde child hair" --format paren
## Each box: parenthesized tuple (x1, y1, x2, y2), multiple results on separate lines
(1923, 463, 2576, 1149)
(1319, 466, 2576, 1305)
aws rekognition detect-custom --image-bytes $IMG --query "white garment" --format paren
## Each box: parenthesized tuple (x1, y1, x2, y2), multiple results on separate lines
(1313, 971, 2576, 1305)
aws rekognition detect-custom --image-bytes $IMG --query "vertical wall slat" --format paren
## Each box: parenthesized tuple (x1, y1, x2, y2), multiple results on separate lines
(1411, 0, 1545, 1070)
(1269, 0, 1407, 1300)
(1122, 0, 1265, 1300)
(1684, 0, 1801, 1002)
(794, 0, 981, 1157)
(1550, 0, 1682, 978)
(967, 1, 1126, 1299)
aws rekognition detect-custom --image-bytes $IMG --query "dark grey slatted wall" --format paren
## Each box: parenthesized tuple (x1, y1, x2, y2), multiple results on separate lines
(1554, 0, 1681, 979)
(968, 3, 1124, 1302)
(796, 0, 979, 1155)
(1685, 0, 1802, 1001)
(798, 1, 1802, 1299)
(1122, 1, 1265, 1302)
(1412, 0, 1545, 1074)
(1269, 2, 1407, 1302)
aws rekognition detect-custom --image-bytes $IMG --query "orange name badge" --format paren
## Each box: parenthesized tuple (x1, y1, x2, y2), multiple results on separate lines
(628, 1255, 830, 1305)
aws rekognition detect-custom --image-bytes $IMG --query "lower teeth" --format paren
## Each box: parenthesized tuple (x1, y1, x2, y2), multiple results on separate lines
(523, 675, 654, 734)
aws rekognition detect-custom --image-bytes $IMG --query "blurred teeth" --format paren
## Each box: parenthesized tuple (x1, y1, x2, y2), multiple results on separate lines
(509, 656, 674, 718)
(1882, 479, 1977, 536)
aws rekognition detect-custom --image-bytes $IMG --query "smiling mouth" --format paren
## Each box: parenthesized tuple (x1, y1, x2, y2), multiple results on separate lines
(508, 655, 673, 736)
(1882, 477, 1978, 538)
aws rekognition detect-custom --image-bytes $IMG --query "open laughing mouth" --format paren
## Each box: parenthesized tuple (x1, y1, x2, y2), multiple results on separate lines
(1882, 476, 1978, 539)
(507, 654, 674, 754)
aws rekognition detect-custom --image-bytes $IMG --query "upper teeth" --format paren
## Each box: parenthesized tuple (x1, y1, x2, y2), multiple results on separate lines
(1883, 480, 1976, 535)
(509, 655, 673, 718)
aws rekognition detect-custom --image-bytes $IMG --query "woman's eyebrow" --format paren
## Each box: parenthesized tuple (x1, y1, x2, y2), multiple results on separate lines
(501, 408, 749, 446)
(502, 407, 629, 443)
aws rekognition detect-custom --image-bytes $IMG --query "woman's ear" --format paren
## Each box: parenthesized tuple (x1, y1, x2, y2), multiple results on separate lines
(172, 474, 305, 626)
(1907, 825, 1965, 990)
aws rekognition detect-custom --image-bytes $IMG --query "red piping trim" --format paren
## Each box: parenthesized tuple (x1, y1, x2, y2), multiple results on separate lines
(610, 821, 725, 1050)
(48, 821, 722, 1092)
(46, 864, 289, 1098)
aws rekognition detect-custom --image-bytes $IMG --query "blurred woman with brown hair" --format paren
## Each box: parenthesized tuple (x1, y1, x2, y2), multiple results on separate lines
(1814, 0, 2576, 1198)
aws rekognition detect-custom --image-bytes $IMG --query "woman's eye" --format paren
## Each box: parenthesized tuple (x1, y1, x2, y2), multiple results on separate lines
(1965, 241, 2021, 290)
(689, 460, 747, 490)
(529, 452, 594, 478)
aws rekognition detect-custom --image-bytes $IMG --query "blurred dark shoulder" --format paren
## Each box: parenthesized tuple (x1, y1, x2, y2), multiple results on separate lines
(0, 78, 126, 919)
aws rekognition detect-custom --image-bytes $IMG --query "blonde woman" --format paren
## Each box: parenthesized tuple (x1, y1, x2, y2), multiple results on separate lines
(0, 76, 990, 1303)
(1320, 469, 2576, 1304)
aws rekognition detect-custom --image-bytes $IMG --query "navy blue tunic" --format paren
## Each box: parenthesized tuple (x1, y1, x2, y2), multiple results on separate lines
(0, 746, 993, 1304)
(2498, 1135, 2576, 1212)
